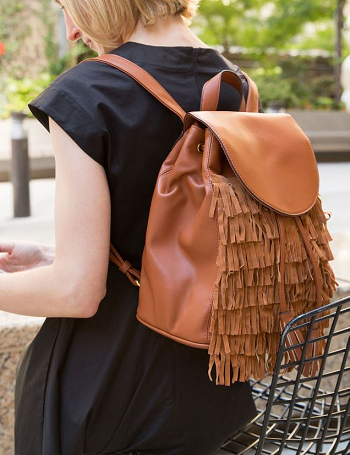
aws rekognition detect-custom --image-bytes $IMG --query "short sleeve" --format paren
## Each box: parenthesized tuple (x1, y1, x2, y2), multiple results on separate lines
(28, 85, 108, 168)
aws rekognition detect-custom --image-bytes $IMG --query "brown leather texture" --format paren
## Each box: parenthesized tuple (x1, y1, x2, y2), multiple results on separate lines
(137, 125, 219, 347)
(185, 111, 319, 216)
(201, 70, 246, 112)
(92, 54, 337, 384)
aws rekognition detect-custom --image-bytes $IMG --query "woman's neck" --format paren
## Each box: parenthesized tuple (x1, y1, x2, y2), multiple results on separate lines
(127, 14, 209, 48)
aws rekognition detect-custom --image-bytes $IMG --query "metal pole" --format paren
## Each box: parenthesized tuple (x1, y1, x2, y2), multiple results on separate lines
(10, 111, 31, 217)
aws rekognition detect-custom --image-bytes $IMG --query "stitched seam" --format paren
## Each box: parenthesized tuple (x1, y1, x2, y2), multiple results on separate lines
(214, 74, 222, 111)
(85, 57, 186, 122)
(159, 168, 172, 177)
(191, 125, 204, 132)
(192, 113, 317, 216)
(136, 314, 209, 346)
(158, 125, 204, 178)
(204, 132, 217, 343)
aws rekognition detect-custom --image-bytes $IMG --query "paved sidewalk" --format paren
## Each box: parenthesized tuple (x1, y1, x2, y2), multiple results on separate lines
(0, 177, 55, 245)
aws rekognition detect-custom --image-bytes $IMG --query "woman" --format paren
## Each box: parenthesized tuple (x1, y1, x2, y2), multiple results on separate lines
(1, 1, 258, 454)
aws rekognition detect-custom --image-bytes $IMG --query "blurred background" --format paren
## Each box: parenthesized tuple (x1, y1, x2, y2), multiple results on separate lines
(0, 2, 349, 453)
(1, 0, 350, 113)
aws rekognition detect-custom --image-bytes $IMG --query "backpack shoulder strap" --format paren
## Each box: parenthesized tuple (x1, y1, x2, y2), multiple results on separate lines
(82, 54, 186, 286)
(82, 54, 186, 123)
(200, 70, 259, 113)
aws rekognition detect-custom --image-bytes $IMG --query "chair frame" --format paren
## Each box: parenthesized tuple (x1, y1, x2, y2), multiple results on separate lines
(220, 296, 350, 455)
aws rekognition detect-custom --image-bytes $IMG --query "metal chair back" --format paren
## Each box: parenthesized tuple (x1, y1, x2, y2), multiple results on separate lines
(221, 296, 350, 455)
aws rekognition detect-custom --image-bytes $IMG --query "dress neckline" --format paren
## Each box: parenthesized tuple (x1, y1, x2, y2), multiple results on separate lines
(120, 41, 217, 51)
(108, 41, 224, 69)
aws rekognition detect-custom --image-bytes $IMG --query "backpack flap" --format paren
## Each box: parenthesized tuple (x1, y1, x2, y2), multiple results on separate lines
(185, 110, 319, 216)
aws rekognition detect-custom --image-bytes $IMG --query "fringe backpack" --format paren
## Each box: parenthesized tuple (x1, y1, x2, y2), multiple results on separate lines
(85, 54, 338, 386)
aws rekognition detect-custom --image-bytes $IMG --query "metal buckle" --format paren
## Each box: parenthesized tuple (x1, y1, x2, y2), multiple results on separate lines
(197, 142, 204, 153)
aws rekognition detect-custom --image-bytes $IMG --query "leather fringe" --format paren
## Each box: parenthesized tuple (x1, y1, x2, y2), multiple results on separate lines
(208, 173, 338, 386)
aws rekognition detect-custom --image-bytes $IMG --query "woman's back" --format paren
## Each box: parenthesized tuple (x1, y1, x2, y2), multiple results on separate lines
(15, 42, 257, 455)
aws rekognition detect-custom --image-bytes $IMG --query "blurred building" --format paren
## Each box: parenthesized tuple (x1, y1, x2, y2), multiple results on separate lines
(7, 0, 72, 79)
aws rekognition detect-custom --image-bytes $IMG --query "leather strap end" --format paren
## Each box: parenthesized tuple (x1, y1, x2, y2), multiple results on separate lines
(119, 260, 132, 274)
(109, 243, 141, 288)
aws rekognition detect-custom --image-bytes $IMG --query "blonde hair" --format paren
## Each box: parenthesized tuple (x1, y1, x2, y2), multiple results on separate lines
(59, 0, 201, 54)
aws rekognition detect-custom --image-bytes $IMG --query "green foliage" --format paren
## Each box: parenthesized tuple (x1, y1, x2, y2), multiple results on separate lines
(255, 0, 337, 50)
(247, 62, 345, 110)
(248, 66, 299, 108)
(193, 0, 348, 110)
(193, 0, 266, 51)
(313, 96, 334, 109)
(0, 1, 31, 79)
(1, 0, 347, 114)
(194, 0, 341, 52)
(293, 22, 335, 53)
(0, 73, 56, 119)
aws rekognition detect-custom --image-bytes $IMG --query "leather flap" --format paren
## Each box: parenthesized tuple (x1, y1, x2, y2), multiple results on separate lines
(186, 111, 319, 216)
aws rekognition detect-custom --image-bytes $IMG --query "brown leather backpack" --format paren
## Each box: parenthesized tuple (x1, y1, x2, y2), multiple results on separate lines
(86, 54, 338, 386)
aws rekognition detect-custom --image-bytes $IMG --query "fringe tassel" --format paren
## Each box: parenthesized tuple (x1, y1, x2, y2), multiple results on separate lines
(208, 173, 338, 385)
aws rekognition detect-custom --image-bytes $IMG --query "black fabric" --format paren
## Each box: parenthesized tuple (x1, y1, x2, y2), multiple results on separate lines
(15, 42, 258, 455)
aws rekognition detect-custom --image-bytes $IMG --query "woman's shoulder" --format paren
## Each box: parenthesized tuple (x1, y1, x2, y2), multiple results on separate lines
(42, 58, 130, 96)
(29, 57, 135, 127)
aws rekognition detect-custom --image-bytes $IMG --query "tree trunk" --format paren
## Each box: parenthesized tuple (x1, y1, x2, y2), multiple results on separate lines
(334, 0, 346, 103)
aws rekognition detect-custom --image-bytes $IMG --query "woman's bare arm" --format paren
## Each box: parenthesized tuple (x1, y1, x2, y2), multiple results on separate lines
(0, 117, 111, 318)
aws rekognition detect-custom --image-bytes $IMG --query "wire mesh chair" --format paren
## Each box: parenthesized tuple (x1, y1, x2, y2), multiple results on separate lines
(220, 296, 350, 455)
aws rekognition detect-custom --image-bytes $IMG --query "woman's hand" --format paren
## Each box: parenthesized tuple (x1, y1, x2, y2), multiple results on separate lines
(0, 241, 55, 273)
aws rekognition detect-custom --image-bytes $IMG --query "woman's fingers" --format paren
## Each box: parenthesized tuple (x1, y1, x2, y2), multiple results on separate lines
(0, 242, 15, 255)
(0, 243, 15, 272)
(0, 259, 18, 273)
(0, 241, 44, 272)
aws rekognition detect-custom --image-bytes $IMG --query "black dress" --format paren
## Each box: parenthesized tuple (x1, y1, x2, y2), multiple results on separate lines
(14, 41, 258, 455)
